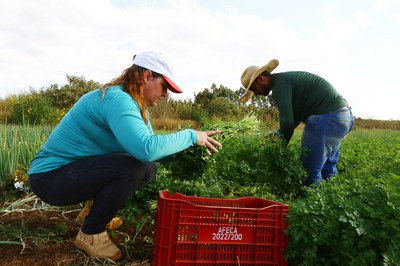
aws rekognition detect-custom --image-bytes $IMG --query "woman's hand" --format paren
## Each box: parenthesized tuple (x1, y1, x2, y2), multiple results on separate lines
(265, 129, 282, 140)
(195, 130, 222, 156)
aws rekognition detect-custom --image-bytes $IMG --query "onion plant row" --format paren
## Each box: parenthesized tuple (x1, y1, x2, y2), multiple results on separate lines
(0, 124, 53, 183)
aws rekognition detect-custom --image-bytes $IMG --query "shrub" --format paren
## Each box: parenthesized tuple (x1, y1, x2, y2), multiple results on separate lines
(173, 99, 196, 120)
(9, 93, 59, 125)
(191, 109, 210, 125)
(206, 97, 240, 120)
(42, 75, 100, 110)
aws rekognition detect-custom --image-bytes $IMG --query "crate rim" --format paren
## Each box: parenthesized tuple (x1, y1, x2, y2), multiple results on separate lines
(158, 190, 289, 211)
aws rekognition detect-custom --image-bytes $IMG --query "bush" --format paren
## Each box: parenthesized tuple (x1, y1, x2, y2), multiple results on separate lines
(191, 109, 210, 125)
(206, 97, 240, 120)
(42, 75, 100, 110)
(9, 93, 60, 125)
(172, 99, 196, 120)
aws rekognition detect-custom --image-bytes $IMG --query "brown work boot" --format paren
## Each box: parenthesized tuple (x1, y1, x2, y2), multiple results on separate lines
(74, 229, 122, 261)
(75, 201, 93, 226)
(75, 200, 123, 230)
(106, 217, 123, 230)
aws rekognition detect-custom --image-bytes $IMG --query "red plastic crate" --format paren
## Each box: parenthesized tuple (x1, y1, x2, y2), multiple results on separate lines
(153, 190, 289, 266)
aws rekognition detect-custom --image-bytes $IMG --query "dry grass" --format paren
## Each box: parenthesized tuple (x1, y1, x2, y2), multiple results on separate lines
(151, 118, 199, 130)
(354, 118, 400, 130)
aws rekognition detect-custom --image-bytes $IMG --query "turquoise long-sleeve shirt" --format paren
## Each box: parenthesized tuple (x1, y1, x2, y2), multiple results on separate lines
(271, 71, 348, 142)
(28, 85, 197, 174)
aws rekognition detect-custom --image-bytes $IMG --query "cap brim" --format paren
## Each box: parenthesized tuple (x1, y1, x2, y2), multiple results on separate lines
(162, 75, 183, 93)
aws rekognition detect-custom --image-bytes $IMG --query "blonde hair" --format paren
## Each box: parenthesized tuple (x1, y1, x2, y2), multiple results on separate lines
(101, 65, 149, 124)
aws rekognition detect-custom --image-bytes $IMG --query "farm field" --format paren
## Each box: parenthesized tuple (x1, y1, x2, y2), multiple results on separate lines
(0, 124, 399, 265)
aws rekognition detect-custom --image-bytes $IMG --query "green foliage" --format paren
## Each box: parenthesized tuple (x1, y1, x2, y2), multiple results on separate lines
(191, 109, 210, 125)
(206, 97, 240, 120)
(165, 113, 262, 180)
(149, 98, 179, 119)
(194, 83, 239, 107)
(3, 75, 100, 125)
(193, 83, 244, 119)
(0, 124, 53, 189)
(9, 93, 59, 125)
(163, 137, 306, 201)
(170, 98, 195, 120)
(193, 87, 213, 108)
(259, 138, 308, 197)
(204, 112, 261, 144)
(149, 98, 193, 121)
(338, 130, 400, 176)
(1, 78, 280, 126)
(204, 135, 307, 200)
(166, 113, 306, 200)
(0, 98, 13, 123)
(41, 75, 100, 110)
(285, 130, 400, 265)
(166, 145, 208, 180)
(204, 135, 276, 199)
(286, 173, 400, 265)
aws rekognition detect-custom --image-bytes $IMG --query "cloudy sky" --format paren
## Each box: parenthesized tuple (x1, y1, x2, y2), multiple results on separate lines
(1, 0, 399, 120)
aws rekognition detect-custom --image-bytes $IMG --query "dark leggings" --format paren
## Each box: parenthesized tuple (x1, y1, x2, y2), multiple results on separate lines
(28, 153, 157, 234)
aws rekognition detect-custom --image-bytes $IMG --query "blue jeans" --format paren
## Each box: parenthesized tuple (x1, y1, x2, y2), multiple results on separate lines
(29, 153, 157, 234)
(301, 107, 354, 186)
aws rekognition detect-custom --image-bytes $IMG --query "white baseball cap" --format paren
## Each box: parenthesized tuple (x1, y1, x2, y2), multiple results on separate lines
(132, 51, 183, 93)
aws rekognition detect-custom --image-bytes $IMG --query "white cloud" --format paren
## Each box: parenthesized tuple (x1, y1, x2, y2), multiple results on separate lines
(374, 0, 400, 12)
(391, 12, 400, 23)
(0, 0, 399, 119)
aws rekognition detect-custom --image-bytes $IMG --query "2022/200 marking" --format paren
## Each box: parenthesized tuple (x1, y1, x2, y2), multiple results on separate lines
(212, 226, 243, 241)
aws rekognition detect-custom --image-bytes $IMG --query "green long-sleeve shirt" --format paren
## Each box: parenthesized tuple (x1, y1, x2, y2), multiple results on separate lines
(271, 71, 348, 142)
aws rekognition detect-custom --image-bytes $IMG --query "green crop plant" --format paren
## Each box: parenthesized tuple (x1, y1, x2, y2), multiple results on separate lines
(165, 112, 261, 180)
(0, 124, 53, 189)
(203, 111, 261, 144)
(285, 129, 400, 265)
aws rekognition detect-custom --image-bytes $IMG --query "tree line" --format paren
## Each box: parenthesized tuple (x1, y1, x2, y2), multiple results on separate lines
(0, 75, 279, 126)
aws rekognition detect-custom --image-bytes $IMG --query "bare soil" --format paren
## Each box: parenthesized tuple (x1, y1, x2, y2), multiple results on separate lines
(0, 201, 152, 266)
